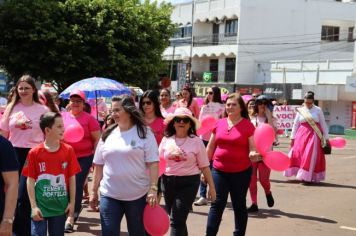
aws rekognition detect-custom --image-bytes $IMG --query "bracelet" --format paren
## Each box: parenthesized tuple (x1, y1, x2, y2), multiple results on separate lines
(2, 218, 13, 224)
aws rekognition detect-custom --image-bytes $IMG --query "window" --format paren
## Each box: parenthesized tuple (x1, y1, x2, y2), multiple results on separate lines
(321, 26, 340, 41)
(225, 58, 236, 82)
(209, 59, 218, 72)
(348, 27, 355, 42)
(225, 19, 238, 37)
(173, 26, 192, 38)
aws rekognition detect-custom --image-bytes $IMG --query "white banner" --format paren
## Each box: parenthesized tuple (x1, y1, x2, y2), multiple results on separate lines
(273, 105, 299, 129)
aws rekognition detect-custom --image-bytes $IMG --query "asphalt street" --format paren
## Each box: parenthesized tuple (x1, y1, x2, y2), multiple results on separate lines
(70, 136, 356, 236)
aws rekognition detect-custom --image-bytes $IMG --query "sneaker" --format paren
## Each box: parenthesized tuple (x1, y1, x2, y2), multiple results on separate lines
(247, 204, 259, 213)
(266, 192, 274, 207)
(194, 197, 208, 206)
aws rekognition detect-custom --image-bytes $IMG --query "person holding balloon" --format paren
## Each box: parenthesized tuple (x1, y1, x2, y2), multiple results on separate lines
(89, 95, 159, 236)
(206, 93, 260, 236)
(0, 75, 50, 236)
(159, 107, 216, 236)
(194, 86, 224, 206)
(61, 90, 100, 233)
(284, 91, 329, 183)
(247, 95, 275, 213)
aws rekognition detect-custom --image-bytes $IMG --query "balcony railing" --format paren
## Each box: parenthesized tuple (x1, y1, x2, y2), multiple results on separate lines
(169, 33, 237, 47)
(192, 70, 235, 83)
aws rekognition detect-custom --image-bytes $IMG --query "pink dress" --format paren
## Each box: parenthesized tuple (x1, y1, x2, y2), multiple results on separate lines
(284, 105, 328, 182)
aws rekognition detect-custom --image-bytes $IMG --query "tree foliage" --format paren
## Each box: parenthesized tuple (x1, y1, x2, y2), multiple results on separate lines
(0, 0, 174, 91)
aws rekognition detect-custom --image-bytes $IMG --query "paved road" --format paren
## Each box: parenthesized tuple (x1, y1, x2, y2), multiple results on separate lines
(69, 137, 356, 236)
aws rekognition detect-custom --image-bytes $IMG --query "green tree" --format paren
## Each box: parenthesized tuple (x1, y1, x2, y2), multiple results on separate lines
(0, 0, 174, 91)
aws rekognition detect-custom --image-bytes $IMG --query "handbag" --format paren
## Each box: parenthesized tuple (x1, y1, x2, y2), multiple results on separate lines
(296, 107, 331, 155)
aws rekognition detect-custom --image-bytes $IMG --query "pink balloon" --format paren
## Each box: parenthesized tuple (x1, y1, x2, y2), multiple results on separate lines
(242, 95, 253, 103)
(64, 124, 84, 143)
(143, 204, 169, 236)
(221, 94, 228, 102)
(263, 151, 290, 171)
(159, 158, 166, 177)
(254, 123, 275, 155)
(197, 116, 217, 136)
(329, 137, 346, 148)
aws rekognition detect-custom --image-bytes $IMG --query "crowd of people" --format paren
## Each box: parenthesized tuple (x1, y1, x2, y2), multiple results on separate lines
(0, 74, 329, 236)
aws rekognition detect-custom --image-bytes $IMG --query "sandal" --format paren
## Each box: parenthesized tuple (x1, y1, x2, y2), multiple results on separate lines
(64, 222, 74, 233)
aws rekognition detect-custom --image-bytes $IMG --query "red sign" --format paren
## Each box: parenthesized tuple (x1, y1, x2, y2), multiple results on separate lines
(352, 102, 356, 129)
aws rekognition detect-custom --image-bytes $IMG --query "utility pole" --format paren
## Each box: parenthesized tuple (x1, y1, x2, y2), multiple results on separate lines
(169, 45, 176, 81)
(186, 0, 195, 89)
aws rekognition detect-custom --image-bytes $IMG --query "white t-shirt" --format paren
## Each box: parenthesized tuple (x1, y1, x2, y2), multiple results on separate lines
(93, 125, 159, 201)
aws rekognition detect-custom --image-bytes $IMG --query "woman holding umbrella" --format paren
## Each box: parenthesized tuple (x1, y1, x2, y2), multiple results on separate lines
(61, 89, 101, 233)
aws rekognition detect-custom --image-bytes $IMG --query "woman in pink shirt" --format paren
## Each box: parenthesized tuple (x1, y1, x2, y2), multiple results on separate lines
(61, 90, 101, 232)
(178, 86, 200, 118)
(206, 93, 260, 236)
(139, 90, 165, 145)
(159, 107, 216, 236)
(0, 75, 49, 236)
(160, 88, 176, 118)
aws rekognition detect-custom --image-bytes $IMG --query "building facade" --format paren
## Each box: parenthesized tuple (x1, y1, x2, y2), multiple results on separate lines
(163, 0, 356, 130)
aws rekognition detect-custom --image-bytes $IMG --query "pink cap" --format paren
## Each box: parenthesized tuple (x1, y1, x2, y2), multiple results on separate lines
(69, 89, 86, 101)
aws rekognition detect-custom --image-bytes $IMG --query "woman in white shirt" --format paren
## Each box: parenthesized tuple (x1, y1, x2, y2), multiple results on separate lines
(89, 95, 159, 236)
(284, 91, 329, 183)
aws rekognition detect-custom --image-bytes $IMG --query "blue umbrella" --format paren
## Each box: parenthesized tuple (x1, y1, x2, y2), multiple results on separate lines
(59, 77, 131, 119)
(59, 77, 131, 99)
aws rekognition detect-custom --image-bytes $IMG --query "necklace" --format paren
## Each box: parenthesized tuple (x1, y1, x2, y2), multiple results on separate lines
(175, 136, 188, 147)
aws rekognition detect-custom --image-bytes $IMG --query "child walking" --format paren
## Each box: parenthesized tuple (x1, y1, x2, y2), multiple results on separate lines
(22, 112, 81, 236)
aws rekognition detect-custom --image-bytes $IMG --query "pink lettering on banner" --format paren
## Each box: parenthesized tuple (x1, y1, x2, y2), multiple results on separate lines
(273, 105, 299, 129)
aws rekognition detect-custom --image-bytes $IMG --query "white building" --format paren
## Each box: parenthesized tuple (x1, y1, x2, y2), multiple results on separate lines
(163, 0, 356, 131)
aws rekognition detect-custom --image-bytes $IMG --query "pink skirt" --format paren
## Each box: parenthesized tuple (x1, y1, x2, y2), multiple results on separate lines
(284, 123, 325, 182)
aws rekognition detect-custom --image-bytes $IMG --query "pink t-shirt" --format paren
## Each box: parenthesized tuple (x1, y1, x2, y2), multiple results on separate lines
(0, 103, 49, 148)
(148, 117, 164, 145)
(62, 111, 100, 158)
(178, 98, 200, 118)
(160, 105, 176, 118)
(159, 135, 209, 176)
(212, 118, 255, 173)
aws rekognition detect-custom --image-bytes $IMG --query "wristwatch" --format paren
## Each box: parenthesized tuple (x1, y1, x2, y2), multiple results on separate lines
(150, 185, 158, 191)
(2, 218, 13, 224)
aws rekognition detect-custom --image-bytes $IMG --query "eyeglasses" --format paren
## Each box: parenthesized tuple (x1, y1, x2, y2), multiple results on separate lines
(206, 91, 213, 95)
(18, 87, 32, 91)
(142, 101, 152, 106)
(174, 117, 190, 124)
(70, 99, 83, 104)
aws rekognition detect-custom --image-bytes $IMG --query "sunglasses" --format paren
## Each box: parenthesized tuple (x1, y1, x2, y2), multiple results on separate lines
(206, 91, 213, 95)
(142, 101, 152, 106)
(174, 117, 191, 124)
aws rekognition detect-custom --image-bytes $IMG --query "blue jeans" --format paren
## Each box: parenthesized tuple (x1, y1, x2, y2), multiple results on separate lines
(199, 141, 210, 198)
(100, 195, 147, 236)
(206, 167, 252, 236)
(162, 174, 200, 236)
(31, 214, 66, 236)
(74, 155, 93, 221)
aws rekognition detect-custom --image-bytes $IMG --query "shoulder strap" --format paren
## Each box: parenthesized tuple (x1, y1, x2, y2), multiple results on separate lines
(297, 107, 326, 147)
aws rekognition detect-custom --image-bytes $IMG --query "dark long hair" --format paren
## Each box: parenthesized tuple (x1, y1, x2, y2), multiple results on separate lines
(164, 117, 197, 137)
(182, 86, 193, 108)
(139, 90, 164, 119)
(102, 95, 147, 142)
(204, 86, 223, 105)
(4, 75, 40, 118)
(224, 93, 249, 119)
